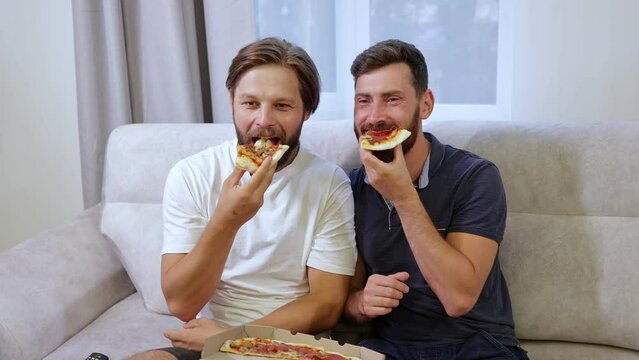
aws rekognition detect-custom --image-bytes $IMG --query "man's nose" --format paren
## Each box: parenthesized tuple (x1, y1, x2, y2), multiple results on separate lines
(255, 106, 276, 127)
(368, 101, 386, 122)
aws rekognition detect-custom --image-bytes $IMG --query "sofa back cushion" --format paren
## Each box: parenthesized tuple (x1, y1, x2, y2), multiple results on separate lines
(100, 120, 359, 314)
(424, 120, 639, 352)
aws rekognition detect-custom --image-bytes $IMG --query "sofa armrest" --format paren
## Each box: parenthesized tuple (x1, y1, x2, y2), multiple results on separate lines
(0, 205, 135, 360)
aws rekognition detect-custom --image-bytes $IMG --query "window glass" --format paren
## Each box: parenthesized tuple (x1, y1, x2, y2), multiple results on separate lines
(255, 0, 336, 91)
(370, 0, 499, 105)
(254, 0, 509, 120)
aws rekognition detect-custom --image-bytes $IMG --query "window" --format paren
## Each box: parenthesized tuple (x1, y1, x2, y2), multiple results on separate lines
(255, 0, 513, 121)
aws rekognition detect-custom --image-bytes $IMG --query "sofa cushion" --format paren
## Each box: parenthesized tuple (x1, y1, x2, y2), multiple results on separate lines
(101, 203, 169, 314)
(521, 340, 639, 360)
(502, 213, 639, 350)
(0, 206, 135, 360)
(42, 293, 182, 360)
(424, 120, 639, 217)
(102, 123, 237, 204)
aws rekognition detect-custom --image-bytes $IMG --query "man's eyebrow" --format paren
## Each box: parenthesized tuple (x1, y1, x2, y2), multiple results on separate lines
(355, 90, 404, 97)
(236, 93, 256, 100)
(272, 97, 297, 103)
(382, 90, 404, 97)
(235, 93, 298, 104)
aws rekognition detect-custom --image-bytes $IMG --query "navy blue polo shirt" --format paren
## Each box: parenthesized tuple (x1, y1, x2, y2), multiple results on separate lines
(349, 132, 518, 347)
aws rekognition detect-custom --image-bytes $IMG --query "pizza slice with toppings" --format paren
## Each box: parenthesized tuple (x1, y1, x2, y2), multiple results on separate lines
(235, 138, 289, 173)
(360, 128, 411, 151)
(220, 337, 360, 360)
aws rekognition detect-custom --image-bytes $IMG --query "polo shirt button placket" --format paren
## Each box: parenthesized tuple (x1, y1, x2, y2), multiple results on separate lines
(388, 207, 398, 230)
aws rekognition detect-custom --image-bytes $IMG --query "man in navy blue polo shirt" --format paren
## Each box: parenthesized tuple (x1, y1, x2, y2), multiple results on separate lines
(343, 39, 529, 360)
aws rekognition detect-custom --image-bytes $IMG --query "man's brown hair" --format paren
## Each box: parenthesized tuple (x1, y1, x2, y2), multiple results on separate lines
(351, 39, 428, 95)
(226, 37, 321, 114)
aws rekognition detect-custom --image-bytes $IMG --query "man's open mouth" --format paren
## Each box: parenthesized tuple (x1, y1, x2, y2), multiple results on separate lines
(250, 137, 281, 146)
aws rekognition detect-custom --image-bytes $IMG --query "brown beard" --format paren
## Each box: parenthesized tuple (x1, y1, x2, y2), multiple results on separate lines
(354, 106, 421, 162)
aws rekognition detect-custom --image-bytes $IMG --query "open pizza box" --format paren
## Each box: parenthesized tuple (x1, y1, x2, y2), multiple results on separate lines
(201, 325, 385, 360)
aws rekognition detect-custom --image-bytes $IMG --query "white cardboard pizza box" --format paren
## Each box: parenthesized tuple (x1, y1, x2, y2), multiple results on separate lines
(201, 325, 385, 360)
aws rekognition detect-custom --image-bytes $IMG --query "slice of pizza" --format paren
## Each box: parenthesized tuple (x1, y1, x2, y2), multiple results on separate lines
(360, 128, 411, 151)
(220, 337, 360, 360)
(235, 138, 289, 173)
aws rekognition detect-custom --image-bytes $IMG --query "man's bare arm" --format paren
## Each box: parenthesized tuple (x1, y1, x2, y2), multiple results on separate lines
(163, 268, 351, 351)
(162, 159, 277, 321)
(393, 191, 498, 317)
(362, 145, 497, 317)
(251, 267, 351, 334)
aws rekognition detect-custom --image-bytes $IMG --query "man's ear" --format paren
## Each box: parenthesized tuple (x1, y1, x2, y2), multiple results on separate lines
(303, 111, 311, 122)
(420, 89, 435, 119)
(229, 91, 234, 107)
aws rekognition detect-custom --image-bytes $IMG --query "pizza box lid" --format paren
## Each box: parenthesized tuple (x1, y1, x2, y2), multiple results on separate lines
(201, 325, 385, 360)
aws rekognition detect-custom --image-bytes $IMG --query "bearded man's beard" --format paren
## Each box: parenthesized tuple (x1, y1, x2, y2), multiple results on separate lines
(354, 107, 421, 163)
(272, 123, 301, 169)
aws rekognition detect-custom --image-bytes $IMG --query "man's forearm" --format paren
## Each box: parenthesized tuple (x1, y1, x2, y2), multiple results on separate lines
(250, 292, 346, 335)
(393, 190, 482, 314)
(344, 289, 370, 324)
(162, 215, 239, 321)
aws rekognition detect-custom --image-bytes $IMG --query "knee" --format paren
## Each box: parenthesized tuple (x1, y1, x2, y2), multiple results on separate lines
(125, 349, 177, 360)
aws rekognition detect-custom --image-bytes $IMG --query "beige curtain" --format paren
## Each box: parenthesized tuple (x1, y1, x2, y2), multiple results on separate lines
(72, 0, 255, 208)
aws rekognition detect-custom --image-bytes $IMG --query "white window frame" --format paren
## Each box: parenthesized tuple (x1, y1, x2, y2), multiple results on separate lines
(313, 0, 513, 122)
(309, 1, 362, 121)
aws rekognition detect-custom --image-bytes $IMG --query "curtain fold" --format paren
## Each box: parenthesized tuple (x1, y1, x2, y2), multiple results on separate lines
(72, 0, 213, 208)
(204, 0, 256, 124)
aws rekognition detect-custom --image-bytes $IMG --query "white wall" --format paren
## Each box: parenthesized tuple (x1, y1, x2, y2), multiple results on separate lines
(0, 0, 83, 252)
(511, 0, 639, 122)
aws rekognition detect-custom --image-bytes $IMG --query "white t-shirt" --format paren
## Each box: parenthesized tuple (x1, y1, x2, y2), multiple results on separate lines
(162, 140, 357, 326)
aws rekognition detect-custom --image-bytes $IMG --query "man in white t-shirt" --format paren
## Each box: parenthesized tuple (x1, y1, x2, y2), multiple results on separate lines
(128, 38, 356, 360)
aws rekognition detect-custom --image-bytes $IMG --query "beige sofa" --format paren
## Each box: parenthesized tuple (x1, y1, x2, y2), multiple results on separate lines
(0, 120, 637, 359)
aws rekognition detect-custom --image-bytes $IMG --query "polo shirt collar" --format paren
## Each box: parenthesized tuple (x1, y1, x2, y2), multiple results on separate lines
(424, 132, 445, 182)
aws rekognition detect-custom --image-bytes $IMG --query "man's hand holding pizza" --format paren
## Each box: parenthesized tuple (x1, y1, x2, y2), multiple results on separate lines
(360, 142, 415, 205)
(213, 156, 277, 230)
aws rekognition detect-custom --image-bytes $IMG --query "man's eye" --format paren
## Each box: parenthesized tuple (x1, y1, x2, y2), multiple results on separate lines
(388, 97, 400, 103)
(243, 101, 257, 107)
(357, 98, 370, 105)
(275, 103, 292, 109)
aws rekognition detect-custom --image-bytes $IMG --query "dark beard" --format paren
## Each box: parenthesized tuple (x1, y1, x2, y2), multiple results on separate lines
(354, 107, 421, 163)
(273, 124, 301, 171)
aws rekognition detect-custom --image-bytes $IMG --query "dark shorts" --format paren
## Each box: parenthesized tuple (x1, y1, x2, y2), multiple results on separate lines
(359, 330, 529, 360)
(158, 347, 201, 360)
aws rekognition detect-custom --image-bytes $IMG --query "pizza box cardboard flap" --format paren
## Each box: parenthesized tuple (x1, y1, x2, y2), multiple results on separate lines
(201, 325, 385, 360)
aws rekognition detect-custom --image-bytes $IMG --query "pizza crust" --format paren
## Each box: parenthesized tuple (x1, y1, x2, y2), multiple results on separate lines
(360, 129, 411, 151)
(270, 145, 289, 162)
(219, 339, 241, 354)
